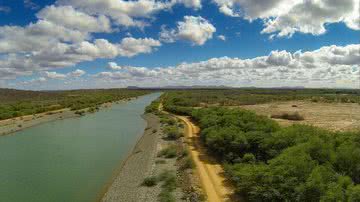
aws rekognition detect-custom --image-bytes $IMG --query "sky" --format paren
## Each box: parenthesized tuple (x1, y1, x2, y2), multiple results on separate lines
(0, 0, 359, 90)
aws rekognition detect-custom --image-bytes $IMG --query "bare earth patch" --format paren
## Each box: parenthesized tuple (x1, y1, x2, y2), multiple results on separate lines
(236, 101, 360, 131)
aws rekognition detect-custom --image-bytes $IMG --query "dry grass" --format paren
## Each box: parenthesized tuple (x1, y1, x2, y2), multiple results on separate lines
(235, 101, 360, 131)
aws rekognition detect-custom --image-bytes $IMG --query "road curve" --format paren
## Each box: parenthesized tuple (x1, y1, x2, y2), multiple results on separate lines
(176, 115, 234, 202)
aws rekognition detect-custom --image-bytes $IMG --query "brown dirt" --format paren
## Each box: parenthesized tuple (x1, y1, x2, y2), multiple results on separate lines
(236, 101, 360, 131)
(176, 116, 235, 202)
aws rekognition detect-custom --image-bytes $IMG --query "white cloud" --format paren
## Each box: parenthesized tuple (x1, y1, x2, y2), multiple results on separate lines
(43, 69, 86, 80)
(217, 35, 226, 41)
(176, 0, 202, 9)
(69, 69, 86, 77)
(108, 62, 123, 70)
(0, 37, 160, 79)
(160, 16, 216, 45)
(214, 0, 360, 37)
(56, 0, 201, 28)
(118, 37, 161, 57)
(37, 5, 112, 33)
(93, 44, 359, 88)
(44, 71, 67, 79)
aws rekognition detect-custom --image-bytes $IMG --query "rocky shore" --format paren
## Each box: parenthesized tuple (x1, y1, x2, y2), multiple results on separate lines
(101, 113, 161, 202)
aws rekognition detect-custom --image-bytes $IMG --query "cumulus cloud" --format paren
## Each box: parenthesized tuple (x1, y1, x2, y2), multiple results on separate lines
(217, 35, 226, 41)
(0, 37, 160, 79)
(93, 44, 359, 88)
(37, 5, 112, 33)
(176, 0, 202, 9)
(68, 69, 86, 77)
(44, 71, 67, 79)
(43, 69, 86, 80)
(57, 0, 201, 28)
(214, 0, 360, 37)
(108, 62, 123, 70)
(0, 1, 175, 80)
(160, 16, 216, 45)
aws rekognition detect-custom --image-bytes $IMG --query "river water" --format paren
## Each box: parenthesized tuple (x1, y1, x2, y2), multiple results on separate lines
(0, 93, 161, 202)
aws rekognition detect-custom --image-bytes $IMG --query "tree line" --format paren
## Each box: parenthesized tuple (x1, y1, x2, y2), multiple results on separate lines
(0, 89, 151, 120)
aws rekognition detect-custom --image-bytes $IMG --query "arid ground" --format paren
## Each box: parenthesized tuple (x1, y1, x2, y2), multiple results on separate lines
(236, 101, 360, 131)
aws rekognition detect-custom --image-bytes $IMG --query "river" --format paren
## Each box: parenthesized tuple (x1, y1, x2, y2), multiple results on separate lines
(0, 93, 161, 202)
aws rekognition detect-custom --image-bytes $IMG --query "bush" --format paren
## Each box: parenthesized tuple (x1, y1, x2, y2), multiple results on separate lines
(158, 170, 177, 202)
(142, 176, 158, 187)
(74, 110, 85, 116)
(158, 145, 177, 158)
(182, 156, 195, 169)
(164, 126, 182, 140)
(271, 112, 304, 121)
(241, 153, 256, 163)
(347, 185, 360, 201)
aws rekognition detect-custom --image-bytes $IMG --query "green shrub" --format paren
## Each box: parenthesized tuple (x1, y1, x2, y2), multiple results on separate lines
(347, 185, 360, 201)
(158, 170, 177, 202)
(158, 145, 177, 158)
(271, 112, 304, 121)
(142, 176, 158, 187)
(164, 126, 182, 140)
(182, 157, 195, 169)
(241, 153, 256, 163)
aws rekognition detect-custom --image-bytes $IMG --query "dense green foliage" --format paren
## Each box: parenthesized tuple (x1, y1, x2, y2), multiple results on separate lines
(0, 88, 151, 120)
(191, 107, 360, 201)
(145, 99, 161, 113)
(160, 89, 360, 201)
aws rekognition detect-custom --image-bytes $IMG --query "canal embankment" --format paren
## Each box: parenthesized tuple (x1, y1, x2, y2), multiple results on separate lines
(101, 113, 161, 202)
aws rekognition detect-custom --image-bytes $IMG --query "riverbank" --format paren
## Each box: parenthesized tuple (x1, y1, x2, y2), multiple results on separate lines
(101, 110, 204, 202)
(101, 113, 161, 202)
(0, 108, 77, 136)
(0, 98, 133, 136)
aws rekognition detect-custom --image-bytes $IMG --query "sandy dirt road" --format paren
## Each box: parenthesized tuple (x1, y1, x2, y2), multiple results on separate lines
(176, 115, 235, 202)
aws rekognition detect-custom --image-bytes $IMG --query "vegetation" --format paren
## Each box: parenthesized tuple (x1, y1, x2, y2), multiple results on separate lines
(271, 112, 304, 121)
(160, 89, 360, 201)
(158, 145, 178, 158)
(142, 176, 158, 187)
(0, 88, 151, 120)
(162, 89, 360, 115)
(192, 107, 360, 201)
(164, 125, 182, 140)
(158, 170, 177, 202)
(145, 99, 161, 113)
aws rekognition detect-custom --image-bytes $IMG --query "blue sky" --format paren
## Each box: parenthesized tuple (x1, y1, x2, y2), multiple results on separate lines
(0, 0, 359, 89)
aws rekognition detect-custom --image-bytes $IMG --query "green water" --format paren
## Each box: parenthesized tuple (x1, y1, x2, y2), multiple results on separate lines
(0, 93, 161, 202)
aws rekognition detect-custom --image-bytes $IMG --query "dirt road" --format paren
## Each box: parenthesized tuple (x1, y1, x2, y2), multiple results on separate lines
(176, 116, 234, 202)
